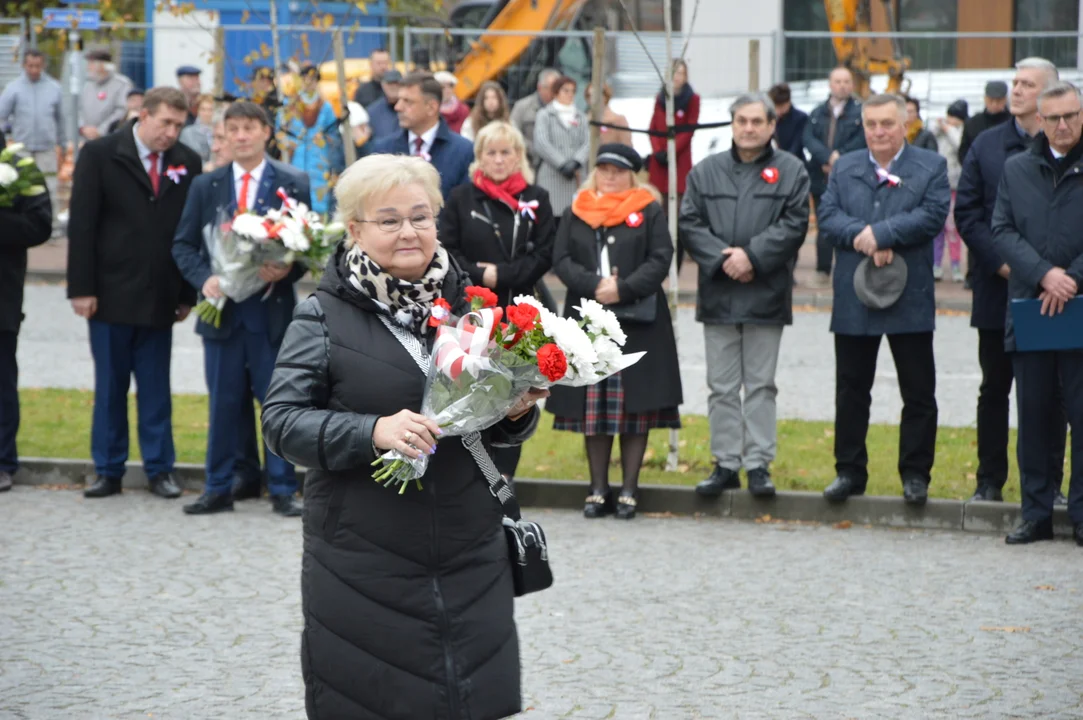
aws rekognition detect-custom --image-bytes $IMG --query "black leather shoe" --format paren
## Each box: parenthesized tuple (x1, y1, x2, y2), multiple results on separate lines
(182, 492, 234, 515)
(1055, 490, 1068, 507)
(615, 493, 637, 520)
(84, 475, 122, 498)
(696, 466, 740, 497)
(583, 489, 615, 519)
(0, 471, 12, 492)
(1005, 518, 1054, 545)
(271, 494, 303, 517)
(971, 484, 1004, 502)
(747, 468, 776, 498)
(903, 477, 929, 506)
(148, 473, 182, 499)
(823, 476, 864, 503)
(1074, 524, 1083, 547)
(232, 475, 262, 501)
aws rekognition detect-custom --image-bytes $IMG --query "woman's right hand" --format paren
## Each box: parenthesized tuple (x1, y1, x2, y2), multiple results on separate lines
(372, 410, 442, 459)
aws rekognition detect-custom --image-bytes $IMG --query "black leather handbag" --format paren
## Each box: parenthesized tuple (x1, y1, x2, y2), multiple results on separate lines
(595, 228, 658, 324)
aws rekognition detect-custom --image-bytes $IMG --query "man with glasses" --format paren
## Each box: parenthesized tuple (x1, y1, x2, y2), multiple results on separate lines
(172, 101, 311, 517)
(368, 72, 473, 200)
(956, 57, 1068, 505)
(992, 81, 1083, 546)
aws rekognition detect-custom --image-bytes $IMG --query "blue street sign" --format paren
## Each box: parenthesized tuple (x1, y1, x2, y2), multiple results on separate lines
(43, 8, 101, 30)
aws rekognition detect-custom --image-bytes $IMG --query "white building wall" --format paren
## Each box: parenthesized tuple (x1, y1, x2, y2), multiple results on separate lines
(681, 0, 782, 97)
(152, 9, 218, 90)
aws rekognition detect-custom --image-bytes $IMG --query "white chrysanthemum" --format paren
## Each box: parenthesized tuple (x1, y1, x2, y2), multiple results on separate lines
(573, 299, 627, 346)
(541, 312, 597, 378)
(231, 213, 269, 241)
(264, 208, 283, 222)
(0, 163, 18, 187)
(279, 219, 310, 252)
(512, 294, 545, 311)
(593, 336, 623, 372)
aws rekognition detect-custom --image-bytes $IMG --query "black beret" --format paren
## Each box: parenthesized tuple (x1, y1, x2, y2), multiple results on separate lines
(595, 142, 642, 173)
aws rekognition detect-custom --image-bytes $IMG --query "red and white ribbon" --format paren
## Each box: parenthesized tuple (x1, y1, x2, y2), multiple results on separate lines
(275, 187, 298, 209)
(432, 309, 497, 380)
(165, 165, 188, 184)
(518, 199, 539, 220)
(875, 167, 901, 187)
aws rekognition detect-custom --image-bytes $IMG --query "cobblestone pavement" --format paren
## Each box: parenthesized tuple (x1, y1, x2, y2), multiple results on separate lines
(3, 488, 1082, 719)
(20, 285, 1003, 427)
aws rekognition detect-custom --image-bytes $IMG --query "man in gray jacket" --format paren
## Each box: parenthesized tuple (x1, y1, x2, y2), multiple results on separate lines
(680, 93, 811, 498)
(0, 49, 65, 211)
(509, 67, 560, 169)
(78, 49, 131, 143)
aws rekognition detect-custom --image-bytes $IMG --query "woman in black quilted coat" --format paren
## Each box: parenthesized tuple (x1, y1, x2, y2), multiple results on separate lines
(262, 153, 544, 719)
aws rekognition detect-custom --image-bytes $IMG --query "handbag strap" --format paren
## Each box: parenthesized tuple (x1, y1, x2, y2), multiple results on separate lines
(377, 314, 523, 521)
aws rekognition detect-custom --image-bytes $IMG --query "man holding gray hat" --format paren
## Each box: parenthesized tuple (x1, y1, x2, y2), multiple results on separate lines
(817, 93, 951, 506)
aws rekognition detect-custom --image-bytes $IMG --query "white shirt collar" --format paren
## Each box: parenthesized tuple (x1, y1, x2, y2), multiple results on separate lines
(869, 144, 906, 172)
(233, 159, 267, 184)
(408, 123, 439, 154)
(1051, 146, 1067, 160)
(132, 123, 158, 165)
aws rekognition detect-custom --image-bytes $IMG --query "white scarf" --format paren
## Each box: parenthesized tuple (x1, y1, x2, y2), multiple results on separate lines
(551, 100, 579, 129)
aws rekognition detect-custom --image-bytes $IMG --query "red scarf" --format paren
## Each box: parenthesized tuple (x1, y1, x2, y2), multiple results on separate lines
(473, 170, 528, 212)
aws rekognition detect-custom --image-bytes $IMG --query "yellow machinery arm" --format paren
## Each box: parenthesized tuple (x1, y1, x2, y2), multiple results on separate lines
(824, 0, 910, 98)
(453, 0, 588, 100)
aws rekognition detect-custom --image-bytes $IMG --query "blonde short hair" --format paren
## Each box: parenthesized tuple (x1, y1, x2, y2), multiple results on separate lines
(578, 167, 662, 203)
(333, 154, 444, 247)
(468, 121, 535, 184)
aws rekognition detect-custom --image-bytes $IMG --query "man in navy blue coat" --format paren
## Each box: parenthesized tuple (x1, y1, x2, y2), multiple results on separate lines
(367, 72, 472, 200)
(172, 101, 310, 517)
(955, 57, 1067, 504)
(817, 93, 951, 507)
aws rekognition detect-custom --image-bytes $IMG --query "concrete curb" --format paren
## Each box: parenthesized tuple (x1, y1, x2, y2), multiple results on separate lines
(14, 458, 1074, 537)
(24, 269, 976, 313)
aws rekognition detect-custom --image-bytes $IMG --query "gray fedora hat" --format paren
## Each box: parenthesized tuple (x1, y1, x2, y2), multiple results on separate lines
(854, 255, 908, 309)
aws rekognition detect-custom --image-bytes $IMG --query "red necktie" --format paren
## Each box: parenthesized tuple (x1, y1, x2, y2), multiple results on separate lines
(147, 152, 160, 195)
(238, 172, 251, 212)
(413, 136, 424, 156)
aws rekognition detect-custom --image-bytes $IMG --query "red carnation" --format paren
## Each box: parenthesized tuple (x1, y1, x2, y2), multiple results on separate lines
(537, 343, 568, 382)
(428, 298, 452, 328)
(465, 285, 498, 309)
(506, 303, 540, 332)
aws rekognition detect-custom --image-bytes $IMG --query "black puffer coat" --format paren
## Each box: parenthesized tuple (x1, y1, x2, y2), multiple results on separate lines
(262, 246, 538, 720)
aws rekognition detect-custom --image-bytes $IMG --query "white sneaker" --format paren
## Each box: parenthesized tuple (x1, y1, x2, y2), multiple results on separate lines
(952, 267, 964, 283)
(932, 265, 944, 281)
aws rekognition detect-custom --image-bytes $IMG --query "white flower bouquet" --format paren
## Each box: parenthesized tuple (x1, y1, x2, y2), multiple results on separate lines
(0, 144, 47, 208)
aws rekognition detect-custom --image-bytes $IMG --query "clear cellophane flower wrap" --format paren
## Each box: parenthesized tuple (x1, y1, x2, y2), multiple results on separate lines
(371, 306, 542, 492)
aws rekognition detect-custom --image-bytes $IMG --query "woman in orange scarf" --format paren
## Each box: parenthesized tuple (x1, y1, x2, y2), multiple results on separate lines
(546, 144, 684, 520)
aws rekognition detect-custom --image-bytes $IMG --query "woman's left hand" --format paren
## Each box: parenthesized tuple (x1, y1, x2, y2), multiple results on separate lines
(595, 274, 621, 305)
(477, 262, 498, 289)
(507, 388, 550, 421)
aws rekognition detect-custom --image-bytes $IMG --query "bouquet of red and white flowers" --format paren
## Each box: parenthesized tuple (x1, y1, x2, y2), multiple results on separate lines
(193, 189, 345, 327)
(371, 287, 644, 492)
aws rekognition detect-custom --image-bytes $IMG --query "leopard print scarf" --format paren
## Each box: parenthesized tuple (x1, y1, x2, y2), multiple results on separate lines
(344, 243, 450, 334)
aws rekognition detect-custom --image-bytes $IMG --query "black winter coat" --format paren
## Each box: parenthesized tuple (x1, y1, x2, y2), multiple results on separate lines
(958, 109, 1011, 166)
(262, 247, 537, 720)
(66, 121, 201, 327)
(803, 97, 866, 198)
(954, 120, 1029, 330)
(545, 201, 683, 420)
(440, 181, 555, 308)
(991, 134, 1083, 352)
(0, 182, 52, 333)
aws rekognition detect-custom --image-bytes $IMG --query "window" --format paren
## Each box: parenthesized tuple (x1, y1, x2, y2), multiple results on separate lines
(1015, 0, 1080, 68)
(782, 0, 836, 82)
(898, 0, 958, 70)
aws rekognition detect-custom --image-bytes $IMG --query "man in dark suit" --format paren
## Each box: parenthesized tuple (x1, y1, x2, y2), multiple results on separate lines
(172, 100, 310, 517)
(0, 137, 53, 493)
(767, 83, 808, 158)
(368, 72, 473, 200)
(67, 87, 202, 500)
(817, 93, 951, 506)
(803, 67, 868, 288)
(991, 80, 1083, 546)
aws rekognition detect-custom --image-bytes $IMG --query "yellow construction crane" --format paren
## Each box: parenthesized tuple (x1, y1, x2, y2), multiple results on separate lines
(824, 0, 910, 98)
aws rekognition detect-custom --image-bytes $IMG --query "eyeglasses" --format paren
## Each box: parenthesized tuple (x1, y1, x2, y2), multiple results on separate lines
(356, 213, 436, 233)
(1043, 110, 1081, 126)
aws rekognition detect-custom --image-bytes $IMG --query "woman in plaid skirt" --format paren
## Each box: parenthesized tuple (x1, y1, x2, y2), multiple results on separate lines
(546, 144, 683, 520)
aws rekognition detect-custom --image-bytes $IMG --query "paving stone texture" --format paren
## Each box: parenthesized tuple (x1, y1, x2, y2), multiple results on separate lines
(2, 488, 1082, 719)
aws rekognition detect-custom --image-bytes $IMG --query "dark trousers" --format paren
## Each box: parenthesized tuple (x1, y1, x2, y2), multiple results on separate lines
(0, 331, 18, 473)
(234, 380, 264, 487)
(1012, 351, 1083, 524)
(976, 329, 1067, 490)
(88, 320, 175, 478)
(834, 333, 938, 485)
(204, 330, 296, 497)
(812, 193, 833, 274)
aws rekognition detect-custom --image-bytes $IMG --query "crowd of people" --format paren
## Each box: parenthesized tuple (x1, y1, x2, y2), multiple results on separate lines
(0, 46, 1079, 551)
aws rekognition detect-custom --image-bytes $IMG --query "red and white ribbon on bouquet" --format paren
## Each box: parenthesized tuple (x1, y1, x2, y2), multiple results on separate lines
(433, 308, 498, 380)
(275, 187, 298, 209)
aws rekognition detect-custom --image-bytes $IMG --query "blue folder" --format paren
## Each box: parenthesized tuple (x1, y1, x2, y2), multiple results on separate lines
(1010, 297, 1083, 351)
